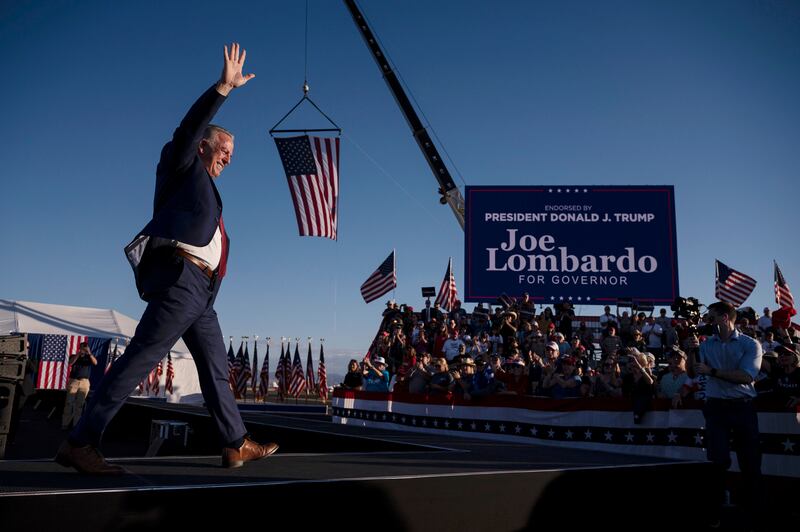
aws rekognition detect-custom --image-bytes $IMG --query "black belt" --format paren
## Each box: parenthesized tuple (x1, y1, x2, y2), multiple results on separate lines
(176, 248, 216, 279)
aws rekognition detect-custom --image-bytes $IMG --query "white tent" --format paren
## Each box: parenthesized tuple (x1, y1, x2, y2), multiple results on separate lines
(0, 299, 202, 403)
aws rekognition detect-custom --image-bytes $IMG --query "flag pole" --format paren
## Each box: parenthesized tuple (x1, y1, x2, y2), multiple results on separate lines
(280, 336, 285, 403)
(393, 248, 397, 300)
(295, 336, 300, 405)
(253, 335, 259, 403)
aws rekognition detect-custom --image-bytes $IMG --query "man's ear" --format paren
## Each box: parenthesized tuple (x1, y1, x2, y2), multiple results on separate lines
(198, 139, 208, 155)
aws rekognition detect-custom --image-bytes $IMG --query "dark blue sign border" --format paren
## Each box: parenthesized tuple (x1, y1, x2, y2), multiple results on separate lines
(464, 186, 679, 305)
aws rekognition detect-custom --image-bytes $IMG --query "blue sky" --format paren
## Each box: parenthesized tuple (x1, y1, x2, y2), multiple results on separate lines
(2, 0, 799, 377)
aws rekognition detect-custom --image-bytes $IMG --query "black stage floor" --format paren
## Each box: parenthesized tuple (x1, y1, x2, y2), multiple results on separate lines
(0, 398, 788, 531)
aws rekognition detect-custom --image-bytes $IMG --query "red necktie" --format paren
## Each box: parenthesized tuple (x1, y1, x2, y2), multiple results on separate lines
(218, 215, 228, 279)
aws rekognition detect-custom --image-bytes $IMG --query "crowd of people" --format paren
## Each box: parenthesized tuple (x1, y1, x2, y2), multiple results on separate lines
(339, 297, 800, 412)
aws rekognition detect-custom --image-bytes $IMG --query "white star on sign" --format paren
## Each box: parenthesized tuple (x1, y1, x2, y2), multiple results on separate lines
(548, 188, 553, 193)
(499, 424, 506, 432)
(583, 189, 588, 193)
(421, 419, 427, 426)
(557, 189, 562, 193)
(485, 423, 492, 431)
(604, 431, 613, 441)
(548, 429, 555, 438)
(574, 189, 580, 193)
(433, 420, 438, 427)
(565, 430, 574, 439)
(444, 420, 449, 428)
(412, 418, 417, 425)
(584, 429, 593, 440)
(566, 189, 570, 193)
(625, 432, 634, 442)
(531, 427, 538, 436)
(457, 421, 462, 429)
(694, 433, 703, 445)
(646, 433, 655, 443)
(515, 425, 522, 434)
(667, 432, 678, 443)
(782, 439, 796, 452)
(471, 422, 477, 430)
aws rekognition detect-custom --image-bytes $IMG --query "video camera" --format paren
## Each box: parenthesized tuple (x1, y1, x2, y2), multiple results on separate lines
(671, 297, 716, 336)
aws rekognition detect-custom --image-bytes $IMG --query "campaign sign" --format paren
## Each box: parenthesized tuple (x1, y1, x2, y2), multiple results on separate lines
(464, 186, 679, 305)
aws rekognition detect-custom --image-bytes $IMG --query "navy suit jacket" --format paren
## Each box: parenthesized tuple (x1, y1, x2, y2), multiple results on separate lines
(125, 85, 231, 299)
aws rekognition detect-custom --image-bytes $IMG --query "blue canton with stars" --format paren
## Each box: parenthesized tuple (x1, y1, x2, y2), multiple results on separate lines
(275, 136, 317, 176)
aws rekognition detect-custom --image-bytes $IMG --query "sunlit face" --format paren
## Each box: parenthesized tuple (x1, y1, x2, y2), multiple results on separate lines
(199, 132, 233, 178)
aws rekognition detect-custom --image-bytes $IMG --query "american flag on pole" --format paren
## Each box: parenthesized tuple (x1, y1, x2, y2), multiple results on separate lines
(284, 342, 294, 395)
(289, 343, 306, 397)
(360, 251, 396, 304)
(715, 260, 756, 307)
(236, 341, 252, 398)
(305, 341, 316, 395)
(165, 353, 175, 394)
(318, 342, 328, 401)
(35, 334, 70, 390)
(775, 261, 795, 310)
(105, 342, 119, 374)
(275, 135, 340, 240)
(227, 338, 237, 391)
(275, 341, 286, 399)
(434, 257, 458, 312)
(258, 342, 270, 400)
(151, 360, 163, 395)
(251, 340, 259, 396)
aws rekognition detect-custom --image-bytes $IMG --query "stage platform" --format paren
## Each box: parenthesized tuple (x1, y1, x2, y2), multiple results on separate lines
(0, 398, 789, 531)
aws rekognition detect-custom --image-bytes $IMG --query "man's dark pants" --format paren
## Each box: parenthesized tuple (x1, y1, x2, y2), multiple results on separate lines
(70, 256, 245, 448)
(703, 398, 762, 523)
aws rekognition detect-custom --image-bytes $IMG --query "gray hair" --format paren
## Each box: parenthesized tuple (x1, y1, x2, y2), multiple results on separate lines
(203, 124, 234, 146)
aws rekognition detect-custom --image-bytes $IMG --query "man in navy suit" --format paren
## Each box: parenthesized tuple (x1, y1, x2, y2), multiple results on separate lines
(56, 43, 278, 474)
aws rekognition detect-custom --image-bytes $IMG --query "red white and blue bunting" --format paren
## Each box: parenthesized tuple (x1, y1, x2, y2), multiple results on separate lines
(332, 390, 800, 478)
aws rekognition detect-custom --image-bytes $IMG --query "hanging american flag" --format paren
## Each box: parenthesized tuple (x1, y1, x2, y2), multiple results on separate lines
(251, 340, 259, 397)
(258, 342, 270, 400)
(289, 343, 306, 397)
(275, 341, 286, 399)
(775, 261, 795, 310)
(35, 334, 69, 390)
(305, 341, 316, 395)
(715, 260, 756, 307)
(275, 135, 340, 240)
(165, 353, 175, 394)
(360, 251, 396, 304)
(236, 341, 252, 398)
(434, 257, 458, 312)
(318, 342, 328, 401)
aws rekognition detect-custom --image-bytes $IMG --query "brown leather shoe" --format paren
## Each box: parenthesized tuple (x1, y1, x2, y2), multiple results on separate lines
(221, 437, 279, 468)
(55, 440, 126, 476)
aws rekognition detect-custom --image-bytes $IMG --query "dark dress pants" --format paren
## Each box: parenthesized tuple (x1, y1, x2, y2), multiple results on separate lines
(70, 258, 246, 448)
(703, 398, 762, 523)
